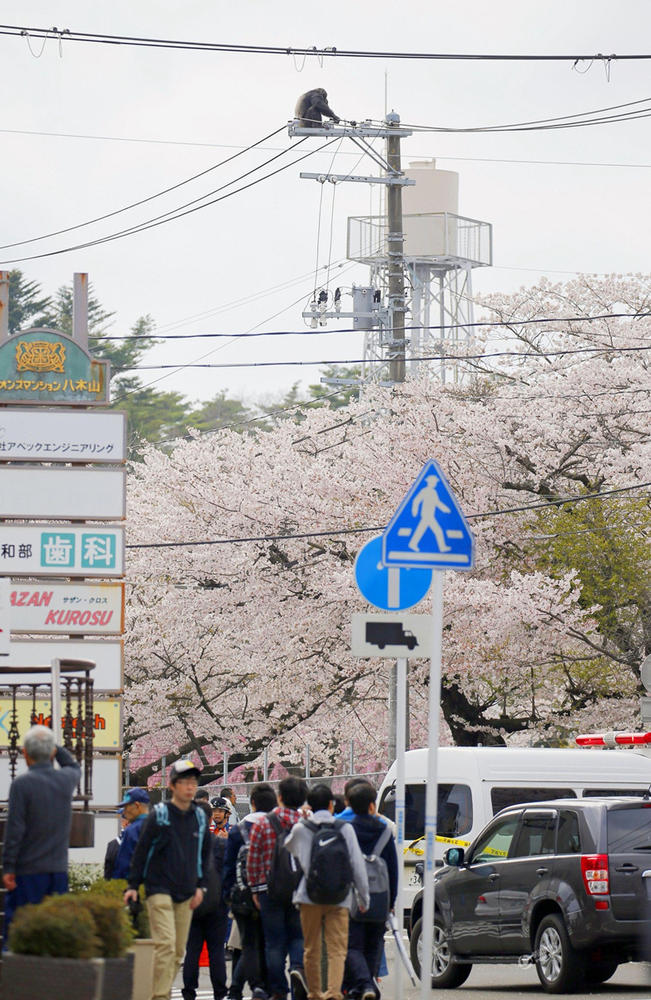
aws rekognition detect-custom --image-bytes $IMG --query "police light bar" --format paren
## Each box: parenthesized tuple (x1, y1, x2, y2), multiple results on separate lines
(576, 732, 651, 747)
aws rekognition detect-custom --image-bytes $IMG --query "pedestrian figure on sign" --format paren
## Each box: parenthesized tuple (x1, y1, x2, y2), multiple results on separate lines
(408, 474, 451, 553)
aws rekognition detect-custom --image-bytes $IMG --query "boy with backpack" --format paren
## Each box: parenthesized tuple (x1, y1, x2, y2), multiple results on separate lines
(343, 782, 398, 1000)
(223, 782, 277, 1000)
(285, 784, 369, 1000)
(247, 777, 308, 1000)
(125, 760, 212, 1000)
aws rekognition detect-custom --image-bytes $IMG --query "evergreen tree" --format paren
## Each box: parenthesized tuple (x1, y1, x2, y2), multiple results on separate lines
(7, 270, 51, 333)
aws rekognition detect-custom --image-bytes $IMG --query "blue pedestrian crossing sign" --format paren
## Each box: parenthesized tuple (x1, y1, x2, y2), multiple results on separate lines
(382, 459, 474, 571)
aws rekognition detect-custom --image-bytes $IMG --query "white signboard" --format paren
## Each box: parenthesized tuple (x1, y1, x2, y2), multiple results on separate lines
(7, 582, 124, 634)
(0, 578, 9, 656)
(351, 612, 431, 658)
(0, 468, 126, 519)
(0, 755, 122, 808)
(0, 409, 126, 463)
(0, 525, 124, 578)
(2, 639, 123, 692)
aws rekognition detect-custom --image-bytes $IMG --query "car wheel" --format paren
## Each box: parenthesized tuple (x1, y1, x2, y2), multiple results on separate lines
(410, 916, 472, 989)
(585, 960, 618, 985)
(534, 914, 585, 993)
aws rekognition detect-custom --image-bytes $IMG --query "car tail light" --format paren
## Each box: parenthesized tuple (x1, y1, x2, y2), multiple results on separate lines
(581, 854, 609, 895)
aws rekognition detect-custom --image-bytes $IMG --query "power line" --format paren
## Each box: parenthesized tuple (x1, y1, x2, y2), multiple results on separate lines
(125, 482, 651, 550)
(1, 25, 649, 61)
(0, 124, 287, 250)
(4, 126, 650, 170)
(0, 138, 340, 264)
(95, 310, 651, 342)
(116, 341, 651, 373)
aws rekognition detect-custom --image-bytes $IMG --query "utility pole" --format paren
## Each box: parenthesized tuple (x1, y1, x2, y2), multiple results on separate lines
(385, 112, 406, 383)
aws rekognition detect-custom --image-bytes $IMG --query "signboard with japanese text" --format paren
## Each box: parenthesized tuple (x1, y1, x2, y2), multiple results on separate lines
(7, 582, 124, 634)
(0, 329, 110, 405)
(0, 697, 122, 750)
(0, 409, 126, 463)
(3, 639, 123, 692)
(0, 526, 124, 579)
(0, 468, 126, 520)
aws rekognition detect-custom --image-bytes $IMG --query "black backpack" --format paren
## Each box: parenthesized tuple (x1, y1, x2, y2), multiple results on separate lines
(230, 821, 256, 917)
(305, 819, 353, 905)
(266, 812, 301, 905)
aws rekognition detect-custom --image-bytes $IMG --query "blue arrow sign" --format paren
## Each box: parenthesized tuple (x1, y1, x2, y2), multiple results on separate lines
(382, 459, 474, 571)
(355, 536, 432, 611)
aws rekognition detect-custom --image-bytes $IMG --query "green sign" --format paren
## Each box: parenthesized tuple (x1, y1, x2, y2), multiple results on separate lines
(0, 329, 110, 406)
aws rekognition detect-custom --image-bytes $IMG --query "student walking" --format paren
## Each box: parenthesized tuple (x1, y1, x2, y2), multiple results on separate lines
(343, 783, 397, 1000)
(223, 782, 277, 1000)
(247, 776, 307, 1000)
(124, 760, 212, 1000)
(182, 800, 229, 1000)
(285, 783, 369, 1000)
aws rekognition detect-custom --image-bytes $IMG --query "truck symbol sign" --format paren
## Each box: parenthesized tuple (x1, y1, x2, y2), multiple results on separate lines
(365, 621, 418, 651)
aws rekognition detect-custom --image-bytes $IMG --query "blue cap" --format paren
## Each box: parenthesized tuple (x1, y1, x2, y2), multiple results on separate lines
(117, 788, 150, 808)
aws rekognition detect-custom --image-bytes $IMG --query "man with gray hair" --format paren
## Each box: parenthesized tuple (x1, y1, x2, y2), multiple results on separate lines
(2, 725, 80, 943)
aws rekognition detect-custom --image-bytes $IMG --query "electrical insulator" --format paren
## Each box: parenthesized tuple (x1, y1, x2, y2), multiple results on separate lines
(334, 288, 342, 313)
(309, 301, 318, 329)
(373, 289, 381, 303)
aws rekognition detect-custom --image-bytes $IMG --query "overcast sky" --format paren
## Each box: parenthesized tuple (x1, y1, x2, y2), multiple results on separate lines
(2, 1, 650, 406)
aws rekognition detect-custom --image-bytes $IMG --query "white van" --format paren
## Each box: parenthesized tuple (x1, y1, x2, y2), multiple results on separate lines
(377, 745, 651, 911)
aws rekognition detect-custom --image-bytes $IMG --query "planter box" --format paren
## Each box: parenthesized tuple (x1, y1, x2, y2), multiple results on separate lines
(129, 938, 155, 1000)
(2, 951, 133, 1000)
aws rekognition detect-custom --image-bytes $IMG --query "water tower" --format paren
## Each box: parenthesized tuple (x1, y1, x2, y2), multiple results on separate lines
(346, 159, 492, 382)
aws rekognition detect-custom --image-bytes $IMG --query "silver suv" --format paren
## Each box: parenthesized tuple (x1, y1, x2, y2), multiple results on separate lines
(409, 797, 651, 993)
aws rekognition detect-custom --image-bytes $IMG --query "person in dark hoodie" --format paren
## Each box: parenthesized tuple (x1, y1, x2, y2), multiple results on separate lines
(344, 782, 398, 1000)
(124, 760, 212, 1000)
(111, 788, 150, 880)
(182, 799, 229, 1000)
(223, 782, 277, 1000)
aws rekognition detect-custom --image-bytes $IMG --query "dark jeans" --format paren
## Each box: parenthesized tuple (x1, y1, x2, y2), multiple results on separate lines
(3, 871, 68, 948)
(182, 905, 229, 1000)
(231, 912, 267, 996)
(259, 892, 304, 998)
(343, 919, 385, 998)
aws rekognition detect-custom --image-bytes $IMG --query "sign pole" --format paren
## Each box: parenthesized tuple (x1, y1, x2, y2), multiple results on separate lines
(420, 571, 444, 1000)
(50, 657, 62, 743)
(394, 655, 407, 1000)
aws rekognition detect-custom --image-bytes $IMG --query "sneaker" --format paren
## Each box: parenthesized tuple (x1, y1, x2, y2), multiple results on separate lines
(361, 990, 377, 1000)
(290, 969, 308, 1000)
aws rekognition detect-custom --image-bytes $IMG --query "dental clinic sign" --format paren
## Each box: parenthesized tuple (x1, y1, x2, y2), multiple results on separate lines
(0, 525, 124, 577)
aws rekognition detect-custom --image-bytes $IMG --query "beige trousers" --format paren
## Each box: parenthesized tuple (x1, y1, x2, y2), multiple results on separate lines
(146, 892, 194, 1000)
(299, 903, 349, 1000)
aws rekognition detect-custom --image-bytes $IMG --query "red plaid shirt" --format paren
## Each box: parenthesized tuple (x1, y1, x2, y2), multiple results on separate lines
(246, 806, 300, 893)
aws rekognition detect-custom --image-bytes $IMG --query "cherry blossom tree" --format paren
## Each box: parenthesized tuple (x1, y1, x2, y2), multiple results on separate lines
(124, 274, 650, 781)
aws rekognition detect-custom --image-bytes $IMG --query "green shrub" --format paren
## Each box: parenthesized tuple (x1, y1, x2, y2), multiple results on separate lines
(78, 893, 134, 957)
(87, 877, 151, 939)
(9, 895, 100, 959)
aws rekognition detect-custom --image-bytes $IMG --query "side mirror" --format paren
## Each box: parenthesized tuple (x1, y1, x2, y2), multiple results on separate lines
(444, 847, 465, 867)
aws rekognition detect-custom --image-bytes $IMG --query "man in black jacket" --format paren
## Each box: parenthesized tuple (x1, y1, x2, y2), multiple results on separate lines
(125, 760, 212, 1000)
(182, 800, 229, 1000)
